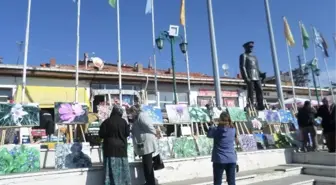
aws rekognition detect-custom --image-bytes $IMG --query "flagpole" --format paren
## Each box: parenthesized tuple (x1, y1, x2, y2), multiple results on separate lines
(299, 21, 312, 101)
(150, 0, 159, 107)
(311, 26, 323, 99)
(264, 0, 284, 109)
(182, 0, 191, 105)
(323, 57, 335, 102)
(75, 0, 81, 103)
(206, 0, 222, 107)
(285, 44, 297, 111)
(21, 0, 32, 103)
(117, 0, 122, 105)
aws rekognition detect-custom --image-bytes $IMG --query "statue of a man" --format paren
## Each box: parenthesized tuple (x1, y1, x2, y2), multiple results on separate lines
(239, 41, 265, 110)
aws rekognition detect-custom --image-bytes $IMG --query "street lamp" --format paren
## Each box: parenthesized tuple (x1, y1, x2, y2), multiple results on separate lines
(179, 42, 188, 54)
(155, 28, 187, 105)
(305, 58, 321, 104)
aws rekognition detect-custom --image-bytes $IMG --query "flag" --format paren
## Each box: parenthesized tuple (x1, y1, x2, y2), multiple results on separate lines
(283, 17, 295, 46)
(145, 0, 152, 14)
(109, 0, 116, 8)
(320, 34, 329, 57)
(313, 27, 329, 58)
(180, 0, 185, 26)
(333, 34, 336, 46)
(312, 27, 323, 49)
(300, 22, 310, 49)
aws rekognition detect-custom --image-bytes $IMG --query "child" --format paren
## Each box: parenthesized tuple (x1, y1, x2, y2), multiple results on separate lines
(207, 111, 237, 185)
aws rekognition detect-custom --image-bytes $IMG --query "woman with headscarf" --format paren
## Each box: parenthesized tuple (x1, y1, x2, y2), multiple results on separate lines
(207, 111, 237, 185)
(99, 105, 131, 185)
(130, 104, 158, 185)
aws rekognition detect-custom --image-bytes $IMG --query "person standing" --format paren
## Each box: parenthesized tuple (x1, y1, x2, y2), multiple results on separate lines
(130, 105, 158, 185)
(207, 111, 237, 185)
(99, 105, 131, 185)
(327, 103, 336, 153)
(39, 110, 55, 141)
(317, 98, 333, 152)
(297, 101, 318, 152)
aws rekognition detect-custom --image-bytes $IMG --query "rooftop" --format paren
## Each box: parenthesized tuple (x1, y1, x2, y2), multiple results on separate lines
(38, 58, 238, 80)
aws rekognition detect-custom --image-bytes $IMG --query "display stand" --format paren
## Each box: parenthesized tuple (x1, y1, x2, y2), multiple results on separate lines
(263, 99, 270, 110)
(204, 122, 209, 131)
(247, 100, 257, 117)
(235, 121, 250, 135)
(262, 101, 278, 135)
(179, 122, 193, 137)
(61, 124, 86, 143)
(1, 126, 33, 145)
(194, 122, 207, 136)
(0, 129, 6, 145)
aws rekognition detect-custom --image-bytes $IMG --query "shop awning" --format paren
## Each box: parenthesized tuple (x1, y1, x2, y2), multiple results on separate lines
(15, 85, 90, 108)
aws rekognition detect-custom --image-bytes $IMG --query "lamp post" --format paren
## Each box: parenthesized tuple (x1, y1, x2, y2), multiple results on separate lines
(156, 30, 187, 105)
(305, 58, 320, 104)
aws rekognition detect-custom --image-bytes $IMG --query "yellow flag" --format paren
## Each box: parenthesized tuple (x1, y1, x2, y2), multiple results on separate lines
(180, 0, 185, 26)
(283, 17, 295, 46)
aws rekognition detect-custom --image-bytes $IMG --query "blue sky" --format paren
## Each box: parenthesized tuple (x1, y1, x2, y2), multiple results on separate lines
(0, 0, 335, 85)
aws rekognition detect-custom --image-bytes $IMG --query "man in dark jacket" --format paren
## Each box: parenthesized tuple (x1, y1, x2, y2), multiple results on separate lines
(297, 101, 318, 152)
(39, 110, 55, 141)
(317, 98, 332, 151)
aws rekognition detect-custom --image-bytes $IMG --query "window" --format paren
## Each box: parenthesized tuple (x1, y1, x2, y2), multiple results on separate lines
(91, 83, 140, 90)
(91, 83, 101, 89)
(223, 98, 238, 107)
(159, 92, 188, 109)
(160, 92, 174, 102)
(178, 93, 188, 102)
(160, 92, 174, 110)
(0, 97, 8, 102)
(104, 84, 119, 89)
(0, 88, 12, 103)
(148, 94, 156, 101)
(147, 93, 157, 106)
(197, 96, 212, 106)
(160, 102, 174, 110)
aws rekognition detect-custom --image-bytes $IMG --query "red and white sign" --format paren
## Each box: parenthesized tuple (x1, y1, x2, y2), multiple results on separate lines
(223, 99, 236, 107)
(198, 89, 238, 97)
(31, 129, 46, 137)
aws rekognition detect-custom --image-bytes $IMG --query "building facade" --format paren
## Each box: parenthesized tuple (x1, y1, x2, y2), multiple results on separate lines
(0, 59, 329, 111)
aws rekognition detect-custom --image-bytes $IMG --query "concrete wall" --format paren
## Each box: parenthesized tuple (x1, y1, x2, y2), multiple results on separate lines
(0, 149, 293, 185)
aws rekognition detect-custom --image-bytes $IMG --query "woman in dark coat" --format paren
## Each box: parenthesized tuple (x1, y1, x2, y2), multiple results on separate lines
(99, 105, 131, 185)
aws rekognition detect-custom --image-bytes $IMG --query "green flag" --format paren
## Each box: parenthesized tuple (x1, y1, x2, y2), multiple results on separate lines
(109, 0, 116, 8)
(300, 22, 309, 50)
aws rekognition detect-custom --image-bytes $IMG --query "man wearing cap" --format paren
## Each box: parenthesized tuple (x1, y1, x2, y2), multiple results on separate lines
(239, 41, 265, 110)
